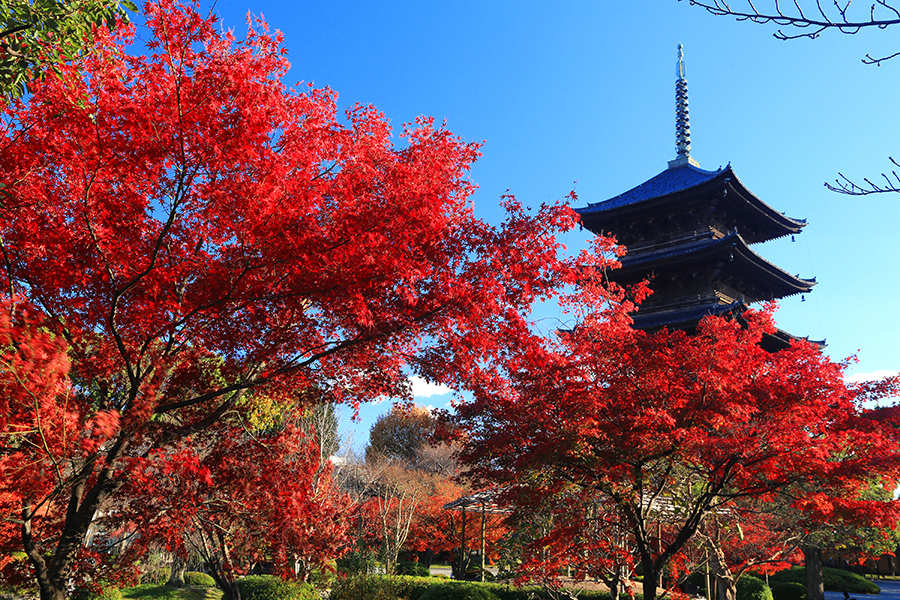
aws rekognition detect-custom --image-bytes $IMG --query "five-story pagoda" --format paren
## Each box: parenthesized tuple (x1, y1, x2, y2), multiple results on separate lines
(576, 45, 816, 350)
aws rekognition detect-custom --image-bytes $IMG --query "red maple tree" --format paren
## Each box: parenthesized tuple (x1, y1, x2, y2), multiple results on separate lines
(452, 291, 900, 600)
(107, 415, 351, 597)
(0, 1, 582, 598)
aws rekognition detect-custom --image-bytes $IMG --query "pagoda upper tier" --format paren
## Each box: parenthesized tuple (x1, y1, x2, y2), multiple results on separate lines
(578, 162, 809, 254)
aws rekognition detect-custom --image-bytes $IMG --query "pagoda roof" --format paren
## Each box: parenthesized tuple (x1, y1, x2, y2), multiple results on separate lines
(577, 163, 808, 243)
(587, 163, 724, 211)
(616, 229, 816, 300)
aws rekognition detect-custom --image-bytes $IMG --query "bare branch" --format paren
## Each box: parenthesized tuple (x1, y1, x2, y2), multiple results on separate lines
(862, 49, 900, 64)
(825, 157, 900, 195)
(684, 0, 900, 57)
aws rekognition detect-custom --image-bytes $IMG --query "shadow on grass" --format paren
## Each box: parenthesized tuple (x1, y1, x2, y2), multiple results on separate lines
(122, 585, 223, 600)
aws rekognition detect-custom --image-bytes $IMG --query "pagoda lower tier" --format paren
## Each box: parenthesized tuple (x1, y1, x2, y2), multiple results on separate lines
(612, 229, 816, 313)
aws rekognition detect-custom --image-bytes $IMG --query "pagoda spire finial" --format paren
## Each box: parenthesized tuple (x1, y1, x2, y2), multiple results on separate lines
(668, 44, 700, 169)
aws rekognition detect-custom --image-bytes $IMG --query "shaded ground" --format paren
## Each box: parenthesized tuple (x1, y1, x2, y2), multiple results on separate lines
(826, 579, 900, 600)
(122, 585, 223, 600)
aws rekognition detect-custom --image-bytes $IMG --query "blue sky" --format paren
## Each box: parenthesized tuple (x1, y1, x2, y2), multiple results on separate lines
(174, 1, 900, 446)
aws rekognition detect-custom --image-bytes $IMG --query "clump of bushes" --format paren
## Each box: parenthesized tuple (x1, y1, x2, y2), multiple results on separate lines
(328, 575, 401, 600)
(308, 560, 338, 590)
(393, 576, 435, 599)
(72, 583, 124, 600)
(336, 550, 378, 575)
(737, 574, 773, 600)
(419, 581, 500, 600)
(769, 567, 879, 594)
(396, 561, 431, 577)
(772, 581, 806, 600)
(140, 567, 171, 585)
(485, 585, 617, 600)
(184, 571, 216, 587)
(236, 575, 317, 600)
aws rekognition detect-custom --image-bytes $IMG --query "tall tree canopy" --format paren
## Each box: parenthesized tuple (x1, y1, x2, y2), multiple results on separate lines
(0, 1, 582, 598)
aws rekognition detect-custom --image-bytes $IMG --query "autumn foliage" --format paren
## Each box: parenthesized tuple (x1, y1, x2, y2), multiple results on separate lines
(0, 0, 583, 598)
(451, 294, 900, 600)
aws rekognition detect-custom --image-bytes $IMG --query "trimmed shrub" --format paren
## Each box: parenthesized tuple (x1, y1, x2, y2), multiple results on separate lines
(419, 581, 500, 600)
(823, 569, 879, 594)
(737, 575, 773, 600)
(397, 561, 431, 577)
(772, 581, 807, 600)
(236, 575, 317, 600)
(328, 575, 402, 600)
(336, 550, 378, 575)
(140, 567, 171, 585)
(394, 575, 435, 600)
(183, 571, 216, 587)
(769, 567, 804, 585)
(769, 567, 879, 594)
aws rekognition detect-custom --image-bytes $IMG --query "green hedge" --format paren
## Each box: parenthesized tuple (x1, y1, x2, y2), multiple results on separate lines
(235, 575, 317, 600)
(329, 575, 402, 600)
(72, 584, 124, 600)
(769, 567, 879, 594)
(772, 581, 806, 600)
(329, 574, 622, 600)
(419, 582, 500, 600)
(184, 572, 216, 587)
(737, 575, 773, 600)
(481, 582, 619, 600)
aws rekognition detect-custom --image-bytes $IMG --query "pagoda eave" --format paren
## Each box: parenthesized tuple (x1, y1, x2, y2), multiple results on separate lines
(578, 165, 807, 244)
(613, 231, 815, 300)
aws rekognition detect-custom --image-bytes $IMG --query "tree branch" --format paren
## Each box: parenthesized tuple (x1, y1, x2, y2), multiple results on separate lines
(825, 157, 900, 195)
(684, 0, 900, 60)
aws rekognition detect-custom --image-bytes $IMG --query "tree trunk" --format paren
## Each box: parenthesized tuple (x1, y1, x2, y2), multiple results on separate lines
(642, 556, 659, 600)
(804, 546, 825, 600)
(705, 539, 737, 600)
(168, 555, 186, 587)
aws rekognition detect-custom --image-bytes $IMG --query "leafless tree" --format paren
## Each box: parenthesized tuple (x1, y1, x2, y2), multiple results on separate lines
(683, 0, 900, 196)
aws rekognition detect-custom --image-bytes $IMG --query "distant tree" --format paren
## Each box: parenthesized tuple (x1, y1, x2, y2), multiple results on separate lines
(355, 459, 429, 575)
(682, 0, 900, 195)
(366, 404, 436, 467)
(302, 401, 343, 472)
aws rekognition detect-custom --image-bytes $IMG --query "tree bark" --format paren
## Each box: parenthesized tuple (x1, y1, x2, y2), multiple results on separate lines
(706, 539, 737, 600)
(168, 555, 186, 587)
(804, 546, 825, 600)
(641, 556, 659, 600)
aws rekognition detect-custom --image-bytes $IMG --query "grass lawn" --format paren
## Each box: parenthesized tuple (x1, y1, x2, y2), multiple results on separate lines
(122, 585, 223, 600)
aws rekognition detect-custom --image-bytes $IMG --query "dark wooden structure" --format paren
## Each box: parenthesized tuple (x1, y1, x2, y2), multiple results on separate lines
(576, 46, 816, 350)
